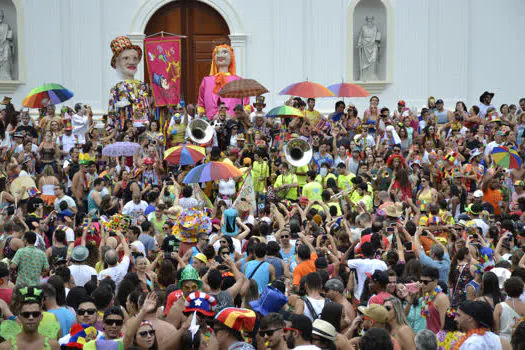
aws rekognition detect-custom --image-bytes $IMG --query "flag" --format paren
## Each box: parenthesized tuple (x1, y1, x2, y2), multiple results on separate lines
(144, 37, 182, 106)
(191, 184, 213, 209)
(233, 174, 256, 212)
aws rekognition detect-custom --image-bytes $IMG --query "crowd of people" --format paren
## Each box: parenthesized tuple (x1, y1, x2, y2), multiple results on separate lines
(0, 90, 524, 350)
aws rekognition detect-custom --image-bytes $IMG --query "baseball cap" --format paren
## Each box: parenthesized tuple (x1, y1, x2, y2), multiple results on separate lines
(436, 99, 444, 104)
(365, 270, 389, 286)
(357, 304, 388, 324)
(473, 190, 484, 198)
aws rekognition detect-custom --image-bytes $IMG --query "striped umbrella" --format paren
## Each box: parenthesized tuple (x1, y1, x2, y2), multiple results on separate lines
(491, 146, 522, 169)
(279, 81, 334, 98)
(22, 83, 74, 108)
(327, 82, 370, 97)
(164, 145, 206, 165)
(266, 105, 304, 118)
(183, 161, 243, 184)
(218, 79, 268, 98)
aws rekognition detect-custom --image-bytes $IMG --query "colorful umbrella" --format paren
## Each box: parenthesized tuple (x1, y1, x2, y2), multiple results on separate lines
(279, 81, 334, 98)
(266, 105, 304, 118)
(22, 83, 74, 108)
(218, 79, 268, 98)
(327, 82, 370, 97)
(491, 146, 522, 169)
(183, 161, 243, 184)
(102, 142, 141, 157)
(164, 145, 206, 165)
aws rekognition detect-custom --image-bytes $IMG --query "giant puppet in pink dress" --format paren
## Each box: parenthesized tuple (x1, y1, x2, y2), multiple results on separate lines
(197, 44, 250, 119)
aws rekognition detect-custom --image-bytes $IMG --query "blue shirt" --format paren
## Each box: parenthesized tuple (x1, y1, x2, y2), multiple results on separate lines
(244, 260, 270, 294)
(419, 250, 451, 285)
(48, 307, 76, 337)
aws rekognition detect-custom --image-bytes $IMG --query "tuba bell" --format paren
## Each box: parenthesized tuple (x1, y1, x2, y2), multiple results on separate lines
(188, 118, 214, 144)
(284, 138, 312, 167)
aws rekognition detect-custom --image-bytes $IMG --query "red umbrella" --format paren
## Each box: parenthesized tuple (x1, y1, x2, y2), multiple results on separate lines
(279, 81, 334, 98)
(327, 82, 370, 98)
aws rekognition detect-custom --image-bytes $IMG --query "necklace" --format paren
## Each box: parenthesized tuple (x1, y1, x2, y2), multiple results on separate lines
(421, 286, 442, 318)
(452, 328, 487, 350)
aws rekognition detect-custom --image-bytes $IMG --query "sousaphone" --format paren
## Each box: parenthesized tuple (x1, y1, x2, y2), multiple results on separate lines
(284, 138, 312, 167)
(188, 118, 214, 144)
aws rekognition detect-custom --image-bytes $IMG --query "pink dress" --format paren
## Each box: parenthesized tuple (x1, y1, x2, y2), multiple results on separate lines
(198, 75, 250, 118)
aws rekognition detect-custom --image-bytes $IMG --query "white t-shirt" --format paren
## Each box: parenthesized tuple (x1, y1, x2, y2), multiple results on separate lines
(131, 240, 146, 256)
(68, 264, 98, 287)
(459, 331, 501, 350)
(54, 195, 77, 212)
(122, 200, 148, 219)
(347, 258, 388, 299)
(98, 255, 131, 289)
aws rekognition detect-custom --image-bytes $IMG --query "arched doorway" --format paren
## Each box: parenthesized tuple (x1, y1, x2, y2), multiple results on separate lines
(145, 0, 230, 105)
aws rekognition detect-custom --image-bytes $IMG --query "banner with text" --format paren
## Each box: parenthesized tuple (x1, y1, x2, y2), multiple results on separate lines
(233, 174, 257, 213)
(144, 37, 181, 106)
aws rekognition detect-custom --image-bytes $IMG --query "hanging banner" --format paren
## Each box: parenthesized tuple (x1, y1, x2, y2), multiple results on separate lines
(144, 37, 181, 106)
(233, 173, 257, 212)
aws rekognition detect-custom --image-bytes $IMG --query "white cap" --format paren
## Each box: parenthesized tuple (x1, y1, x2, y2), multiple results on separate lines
(473, 190, 484, 198)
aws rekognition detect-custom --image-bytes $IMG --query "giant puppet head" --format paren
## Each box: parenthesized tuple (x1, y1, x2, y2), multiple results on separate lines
(210, 44, 236, 76)
(110, 36, 143, 80)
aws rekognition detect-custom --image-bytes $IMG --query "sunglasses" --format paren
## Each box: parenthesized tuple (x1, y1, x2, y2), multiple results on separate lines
(281, 235, 289, 239)
(220, 240, 227, 244)
(104, 319, 124, 326)
(163, 227, 170, 230)
(420, 279, 433, 285)
(259, 328, 282, 337)
(138, 329, 156, 337)
(77, 308, 97, 316)
(20, 311, 41, 319)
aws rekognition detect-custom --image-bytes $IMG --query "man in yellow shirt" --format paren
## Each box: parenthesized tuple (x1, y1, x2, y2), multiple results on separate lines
(304, 98, 322, 125)
(336, 163, 355, 191)
(292, 164, 309, 191)
(274, 163, 298, 201)
(351, 183, 373, 212)
(302, 170, 323, 202)
(252, 150, 270, 201)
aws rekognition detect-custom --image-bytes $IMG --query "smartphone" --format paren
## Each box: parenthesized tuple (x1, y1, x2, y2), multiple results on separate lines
(406, 283, 419, 294)
(387, 227, 395, 233)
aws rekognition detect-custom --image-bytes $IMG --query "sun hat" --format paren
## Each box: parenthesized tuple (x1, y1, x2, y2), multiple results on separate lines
(384, 202, 403, 218)
(183, 291, 216, 317)
(357, 304, 388, 324)
(249, 286, 288, 316)
(110, 36, 142, 69)
(71, 246, 89, 262)
(215, 307, 257, 332)
(312, 319, 337, 342)
(177, 265, 202, 289)
(479, 91, 495, 103)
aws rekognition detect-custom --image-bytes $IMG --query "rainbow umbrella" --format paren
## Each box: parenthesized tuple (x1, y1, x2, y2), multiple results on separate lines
(279, 81, 334, 98)
(22, 83, 74, 108)
(327, 82, 370, 97)
(164, 144, 206, 165)
(492, 146, 522, 169)
(266, 105, 304, 118)
(183, 161, 243, 184)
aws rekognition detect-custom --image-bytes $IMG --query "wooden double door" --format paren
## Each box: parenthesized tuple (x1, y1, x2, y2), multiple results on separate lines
(145, 0, 230, 105)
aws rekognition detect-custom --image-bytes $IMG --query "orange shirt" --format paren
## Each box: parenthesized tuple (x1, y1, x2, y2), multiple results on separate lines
(292, 253, 318, 285)
(484, 187, 503, 216)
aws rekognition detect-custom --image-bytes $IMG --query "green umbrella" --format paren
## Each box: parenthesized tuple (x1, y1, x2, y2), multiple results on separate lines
(266, 105, 304, 118)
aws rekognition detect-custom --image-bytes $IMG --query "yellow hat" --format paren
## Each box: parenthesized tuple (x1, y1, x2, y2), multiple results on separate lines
(194, 253, 208, 264)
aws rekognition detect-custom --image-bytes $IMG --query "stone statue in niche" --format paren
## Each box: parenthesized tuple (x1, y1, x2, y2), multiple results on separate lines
(357, 15, 381, 81)
(0, 10, 14, 80)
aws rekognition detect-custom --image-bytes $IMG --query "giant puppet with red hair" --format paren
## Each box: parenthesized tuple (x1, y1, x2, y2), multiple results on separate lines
(197, 44, 250, 119)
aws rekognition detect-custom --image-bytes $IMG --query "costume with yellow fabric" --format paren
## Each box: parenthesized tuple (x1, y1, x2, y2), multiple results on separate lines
(197, 44, 250, 119)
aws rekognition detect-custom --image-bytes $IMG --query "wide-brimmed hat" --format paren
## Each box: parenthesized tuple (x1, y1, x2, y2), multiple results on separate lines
(110, 36, 142, 69)
(184, 291, 216, 317)
(249, 286, 288, 316)
(71, 246, 89, 262)
(312, 319, 337, 342)
(384, 202, 403, 218)
(479, 91, 495, 103)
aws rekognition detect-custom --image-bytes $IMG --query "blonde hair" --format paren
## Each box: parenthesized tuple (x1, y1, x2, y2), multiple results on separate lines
(384, 297, 409, 326)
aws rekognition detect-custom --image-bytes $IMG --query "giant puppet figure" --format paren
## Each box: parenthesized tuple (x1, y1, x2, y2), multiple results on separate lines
(108, 36, 152, 129)
(197, 44, 250, 119)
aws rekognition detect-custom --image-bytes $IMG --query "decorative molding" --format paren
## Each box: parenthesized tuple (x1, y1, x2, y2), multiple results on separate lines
(229, 34, 247, 77)
(346, 0, 394, 94)
(0, 80, 23, 93)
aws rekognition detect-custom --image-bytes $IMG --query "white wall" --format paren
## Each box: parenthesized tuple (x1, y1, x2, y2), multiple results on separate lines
(7, 0, 525, 116)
